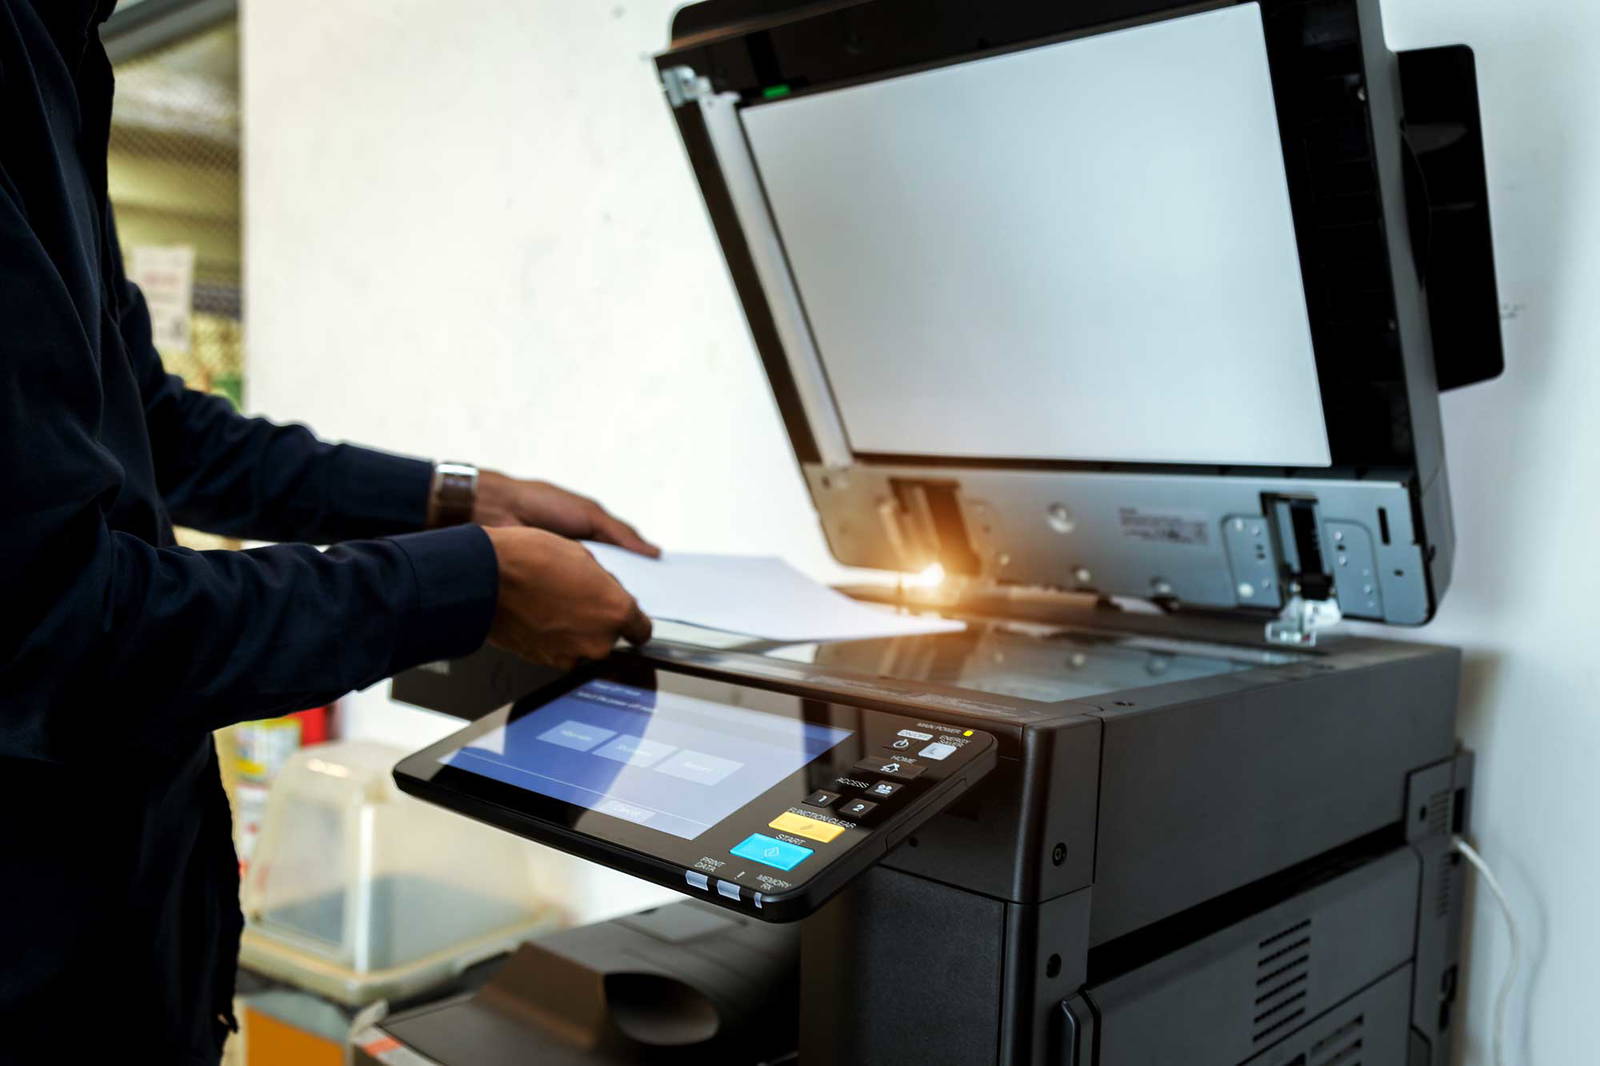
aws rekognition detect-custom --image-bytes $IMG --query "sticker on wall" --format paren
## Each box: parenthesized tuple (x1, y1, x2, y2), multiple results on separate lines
(129, 244, 196, 355)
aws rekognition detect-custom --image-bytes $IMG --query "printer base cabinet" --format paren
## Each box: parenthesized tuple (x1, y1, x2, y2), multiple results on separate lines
(801, 788, 1468, 1066)
(1067, 841, 1461, 1066)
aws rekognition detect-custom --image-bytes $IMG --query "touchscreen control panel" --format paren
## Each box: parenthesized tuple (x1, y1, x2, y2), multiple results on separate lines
(395, 659, 998, 922)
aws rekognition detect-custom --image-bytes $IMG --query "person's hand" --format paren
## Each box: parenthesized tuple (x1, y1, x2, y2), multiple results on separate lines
(484, 527, 653, 670)
(474, 470, 659, 557)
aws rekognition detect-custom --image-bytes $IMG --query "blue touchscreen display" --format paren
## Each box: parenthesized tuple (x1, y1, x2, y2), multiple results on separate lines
(442, 677, 853, 840)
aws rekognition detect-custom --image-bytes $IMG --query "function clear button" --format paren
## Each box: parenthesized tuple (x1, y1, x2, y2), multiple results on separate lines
(769, 811, 846, 844)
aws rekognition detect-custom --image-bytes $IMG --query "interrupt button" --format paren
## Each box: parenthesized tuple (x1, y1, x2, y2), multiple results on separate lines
(730, 833, 813, 872)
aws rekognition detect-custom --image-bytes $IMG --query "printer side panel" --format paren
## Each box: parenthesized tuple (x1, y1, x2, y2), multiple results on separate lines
(1088, 643, 1461, 945)
(798, 712, 1103, 1066)
(800, 864, 1095, 1066)
(1401, 751, 1475, 1066)
(1083, 847, 1422, 1066)
(799, 866, 1011, 1065)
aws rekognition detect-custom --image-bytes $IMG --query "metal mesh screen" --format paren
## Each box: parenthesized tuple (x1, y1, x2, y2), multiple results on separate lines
(108, 19, 241, 550)
(109, 20, 241, 399)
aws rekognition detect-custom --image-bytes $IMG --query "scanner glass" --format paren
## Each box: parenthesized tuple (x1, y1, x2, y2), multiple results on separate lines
(740, 3, 1330, 467)
(765, 623, 1300, 703)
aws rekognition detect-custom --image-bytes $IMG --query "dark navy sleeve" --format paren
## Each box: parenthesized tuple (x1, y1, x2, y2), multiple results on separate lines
(0, 181, 499, 761)
(112, 241, 434, 544)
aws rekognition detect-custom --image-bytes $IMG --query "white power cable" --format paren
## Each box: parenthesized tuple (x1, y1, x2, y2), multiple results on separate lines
(1453, 836, 1519, 1066)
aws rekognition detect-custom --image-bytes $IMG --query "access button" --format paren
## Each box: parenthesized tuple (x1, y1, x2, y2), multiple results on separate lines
(838, 798, 878, 821)
(864, 780, 902, 800)
(854, 757, 926, 781)
(804, 789, 841, 809)
(769, 811, 846, 844)
(919, 742, 958, 761)
(730, 833, 813, 872)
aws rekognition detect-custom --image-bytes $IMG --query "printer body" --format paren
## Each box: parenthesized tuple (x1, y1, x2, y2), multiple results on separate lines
(388, 1, 1501, 1063)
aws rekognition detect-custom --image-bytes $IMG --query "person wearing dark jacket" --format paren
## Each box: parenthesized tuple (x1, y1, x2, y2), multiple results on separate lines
(0, 2, 658, 1062)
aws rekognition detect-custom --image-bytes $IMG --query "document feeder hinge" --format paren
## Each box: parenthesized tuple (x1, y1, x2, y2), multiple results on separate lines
(1265, 595, 1344, 647)
(661, 66, 711, 107)
(1261, 495, 1344, 646)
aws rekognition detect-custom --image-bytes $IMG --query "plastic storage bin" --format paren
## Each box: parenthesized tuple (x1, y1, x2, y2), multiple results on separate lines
(239, 740, 563, 1006)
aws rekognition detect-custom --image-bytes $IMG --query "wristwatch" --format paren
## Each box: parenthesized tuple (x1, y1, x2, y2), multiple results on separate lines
(426, 461, 479, 528)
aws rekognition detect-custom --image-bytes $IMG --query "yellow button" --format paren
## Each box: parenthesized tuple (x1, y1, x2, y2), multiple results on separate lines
(769, 810, 846, 844)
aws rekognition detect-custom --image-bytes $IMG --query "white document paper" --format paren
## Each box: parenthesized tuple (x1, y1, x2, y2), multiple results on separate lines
(584, 543, 964, 644)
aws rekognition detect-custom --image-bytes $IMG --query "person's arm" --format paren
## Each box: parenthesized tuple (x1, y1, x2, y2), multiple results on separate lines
(0, 185, 645, 764)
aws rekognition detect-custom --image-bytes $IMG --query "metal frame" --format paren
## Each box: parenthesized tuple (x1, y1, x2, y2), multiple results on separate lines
(101, 0, 235, 64)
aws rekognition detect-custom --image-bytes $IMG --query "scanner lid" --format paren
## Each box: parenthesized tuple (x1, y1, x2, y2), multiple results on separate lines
(655, 0, 1501, 639)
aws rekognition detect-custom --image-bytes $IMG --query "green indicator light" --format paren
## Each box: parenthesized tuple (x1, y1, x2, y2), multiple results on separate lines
(762, 84, 792, 99)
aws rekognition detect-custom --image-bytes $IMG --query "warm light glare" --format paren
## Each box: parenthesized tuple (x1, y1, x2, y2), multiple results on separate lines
(908, 563, 946, 588)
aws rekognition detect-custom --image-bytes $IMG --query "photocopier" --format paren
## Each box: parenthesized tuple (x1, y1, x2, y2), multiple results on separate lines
(364, 2, 1505, 1064)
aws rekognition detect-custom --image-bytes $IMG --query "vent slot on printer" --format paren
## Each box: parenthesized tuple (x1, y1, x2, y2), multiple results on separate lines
(1253, 917, 1313, 1044)
(1310, 1012, 1366, 1066)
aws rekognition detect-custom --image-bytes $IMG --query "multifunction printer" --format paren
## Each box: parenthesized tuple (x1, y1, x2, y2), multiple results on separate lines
(376, 2, 1503, 1063)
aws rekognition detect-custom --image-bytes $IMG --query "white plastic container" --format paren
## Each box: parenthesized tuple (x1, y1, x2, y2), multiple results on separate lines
(239, 740, 563, 1005)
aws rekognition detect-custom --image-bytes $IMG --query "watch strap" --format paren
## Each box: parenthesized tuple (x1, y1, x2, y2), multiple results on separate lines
(426, 461, 479, 528)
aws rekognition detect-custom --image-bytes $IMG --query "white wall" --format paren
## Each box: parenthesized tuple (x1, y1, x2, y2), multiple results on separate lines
(243, 0, 1599, 1059)
(1376, 4, 1600, 1064)
(241, 0, 810, 925)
